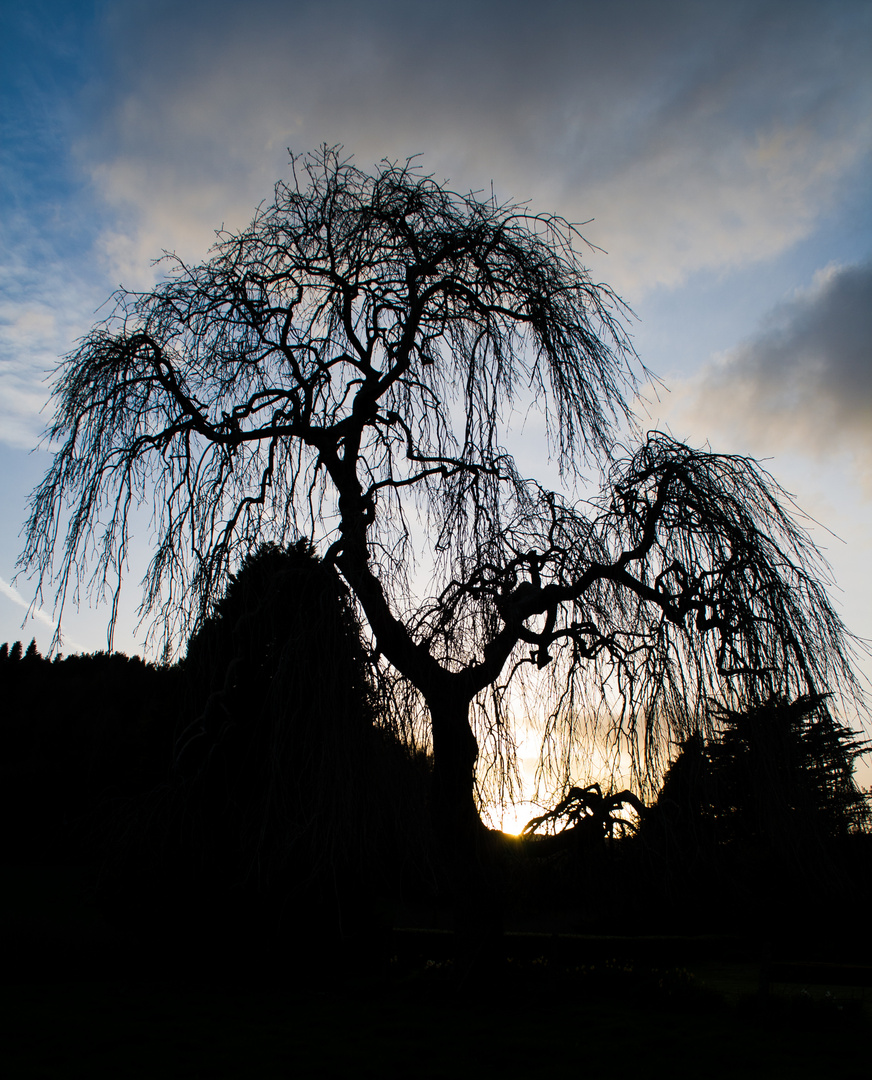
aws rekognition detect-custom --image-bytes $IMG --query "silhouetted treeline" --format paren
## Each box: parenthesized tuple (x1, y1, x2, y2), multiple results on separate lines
(0, 544, 434, 965)
(0, 642, 178, 863)
(509, 695, 871, 950)
(1, 555, 870, 965)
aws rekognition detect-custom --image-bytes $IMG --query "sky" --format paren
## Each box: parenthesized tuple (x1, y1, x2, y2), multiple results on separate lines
(1, 0, 870, 794)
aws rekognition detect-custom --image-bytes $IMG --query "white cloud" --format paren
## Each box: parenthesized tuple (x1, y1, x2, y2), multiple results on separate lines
(0, 574, 55, 625)
(0, 291, 99, 448)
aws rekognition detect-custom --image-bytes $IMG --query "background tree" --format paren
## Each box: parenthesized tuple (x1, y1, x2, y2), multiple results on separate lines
(696, 695, 870, 847)
(19, 148, 863, 933)
(178, 542, 429, 917)
(641, 696, 871, 937)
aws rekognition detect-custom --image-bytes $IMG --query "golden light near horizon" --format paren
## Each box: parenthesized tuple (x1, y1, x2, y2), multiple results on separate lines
(483, 801, 540, 837)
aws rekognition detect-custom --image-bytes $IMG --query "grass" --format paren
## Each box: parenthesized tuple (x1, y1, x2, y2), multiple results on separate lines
(1, 959, 868, 1079)
(1, 864, 868, 1078)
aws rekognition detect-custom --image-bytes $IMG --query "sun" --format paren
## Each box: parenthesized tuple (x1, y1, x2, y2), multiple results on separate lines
(484, 800, 539, 836)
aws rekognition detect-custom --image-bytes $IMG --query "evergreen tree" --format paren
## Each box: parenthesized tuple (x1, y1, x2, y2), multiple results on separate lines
(128, 540, 430, 947)
(646, 695, 870, 883)
(705, 695, 870, 846)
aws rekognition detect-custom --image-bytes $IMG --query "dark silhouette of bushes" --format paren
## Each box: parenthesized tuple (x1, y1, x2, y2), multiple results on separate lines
(1, 545, 436, 969)
(95, 542, 435, 960)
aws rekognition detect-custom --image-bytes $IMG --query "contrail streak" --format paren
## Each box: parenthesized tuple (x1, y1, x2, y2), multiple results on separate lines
(0, 576, 86, 653)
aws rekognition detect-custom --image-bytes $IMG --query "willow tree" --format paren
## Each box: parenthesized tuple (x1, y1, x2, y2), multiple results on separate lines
(20, 148, 860, 924)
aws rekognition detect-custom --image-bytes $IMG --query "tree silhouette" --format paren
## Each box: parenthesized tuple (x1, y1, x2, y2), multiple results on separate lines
(171, 541, 421, 907)
(634, 694, 871, 933)
(100, 540, 427, 952)
(520, 783, 644, 858)
(700, 695, 870, 847)
(19, 147, 863, 937)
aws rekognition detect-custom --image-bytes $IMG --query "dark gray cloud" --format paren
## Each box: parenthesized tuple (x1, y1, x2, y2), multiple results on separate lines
(735, 262, 871, 416)
(678, 261, 872, 480)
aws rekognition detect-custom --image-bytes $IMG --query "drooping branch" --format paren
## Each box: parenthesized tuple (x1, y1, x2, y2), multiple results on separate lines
(17, 147, 864, 834)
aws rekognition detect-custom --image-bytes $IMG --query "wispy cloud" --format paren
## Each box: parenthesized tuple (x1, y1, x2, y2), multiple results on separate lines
(70, 0, 872, 294)
(0, 288, 97, 449)
(0, 574, 54, 623)
(0, 167, 111, 449)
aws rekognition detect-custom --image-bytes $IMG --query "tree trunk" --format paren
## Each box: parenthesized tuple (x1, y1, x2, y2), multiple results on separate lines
(333, 541, 505, 960)
(428, 691, 504, 968)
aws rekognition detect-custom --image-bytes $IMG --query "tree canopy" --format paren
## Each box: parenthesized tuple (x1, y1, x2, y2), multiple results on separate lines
(19, 148, 863, 886)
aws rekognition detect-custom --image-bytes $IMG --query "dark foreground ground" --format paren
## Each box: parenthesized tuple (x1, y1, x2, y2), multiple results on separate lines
(2, 865, 869, 1079)
(2, 966, 869, 1080)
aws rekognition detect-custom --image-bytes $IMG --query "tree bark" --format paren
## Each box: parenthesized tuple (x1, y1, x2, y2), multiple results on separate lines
(335, 534, 504, 958)
(428, 690, 504, 966)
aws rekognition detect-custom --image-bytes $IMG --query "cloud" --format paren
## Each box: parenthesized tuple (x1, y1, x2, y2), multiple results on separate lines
(70, 0, 871, 294)
(0, 275, 103, 448)
(0, 306, 56, 449)
(3, 0, 870, 449)
(663, 261, 872, 492)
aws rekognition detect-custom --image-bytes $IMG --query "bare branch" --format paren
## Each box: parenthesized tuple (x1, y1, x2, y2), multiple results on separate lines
(17, 146, 864, 850)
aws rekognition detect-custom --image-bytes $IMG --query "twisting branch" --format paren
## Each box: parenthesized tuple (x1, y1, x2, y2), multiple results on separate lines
(17, 147, 864, 852)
